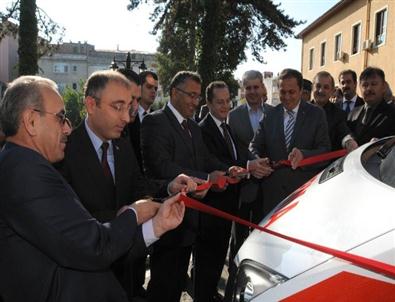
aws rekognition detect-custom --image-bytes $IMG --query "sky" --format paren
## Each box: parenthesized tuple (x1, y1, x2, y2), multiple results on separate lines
(0, 0, 340, 79)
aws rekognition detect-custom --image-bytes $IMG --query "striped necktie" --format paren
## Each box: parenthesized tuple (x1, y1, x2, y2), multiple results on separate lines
(284, 110, 295, 149)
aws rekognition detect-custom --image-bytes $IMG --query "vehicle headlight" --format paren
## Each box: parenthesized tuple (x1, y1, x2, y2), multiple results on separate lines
(232, 260, 288, 302)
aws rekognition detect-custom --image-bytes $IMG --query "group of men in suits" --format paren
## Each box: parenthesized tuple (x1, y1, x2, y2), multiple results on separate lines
(0, 74, 196, 302)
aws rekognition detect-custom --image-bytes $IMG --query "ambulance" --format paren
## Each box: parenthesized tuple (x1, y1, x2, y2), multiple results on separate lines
(231, 137, 395, 301)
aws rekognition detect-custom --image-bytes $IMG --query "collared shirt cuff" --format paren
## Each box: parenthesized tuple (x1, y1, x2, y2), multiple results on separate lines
(342, 134, 354, 148)
(142, 219, 159, 247)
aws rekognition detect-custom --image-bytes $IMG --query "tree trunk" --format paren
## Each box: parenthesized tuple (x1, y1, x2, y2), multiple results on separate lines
(198, 0, 220, 103)
(18, 0, 38, 75)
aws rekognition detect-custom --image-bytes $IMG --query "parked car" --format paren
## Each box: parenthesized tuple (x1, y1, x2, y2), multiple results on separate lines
(232, 137, 395, 301)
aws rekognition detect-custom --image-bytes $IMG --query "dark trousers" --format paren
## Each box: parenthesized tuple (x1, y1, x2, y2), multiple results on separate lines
(224, 199, 263, 302)
(131, 255, 147, 297)
(194, 213, 232, 302)
(147, 245, 192, 302)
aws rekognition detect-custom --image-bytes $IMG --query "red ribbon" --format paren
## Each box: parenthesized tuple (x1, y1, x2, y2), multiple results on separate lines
(181, 149, 395, 279)
(178, 194, 395, 279)
(278, 149, 348, 167)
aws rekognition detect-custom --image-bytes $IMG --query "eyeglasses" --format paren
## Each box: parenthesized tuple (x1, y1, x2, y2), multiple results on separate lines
(93, 96, 135, 115)
(33, 109, 72, 128)
(175, 87, 202, 102)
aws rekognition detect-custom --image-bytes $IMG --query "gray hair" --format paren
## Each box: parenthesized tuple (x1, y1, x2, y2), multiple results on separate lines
(0, 76, 58, 137)
(242, 70, 263, 87)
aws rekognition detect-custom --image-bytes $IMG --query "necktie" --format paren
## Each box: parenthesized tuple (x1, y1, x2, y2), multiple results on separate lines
(101, 142, 113, 182)
(362, 107, 373, 125)
(221, 122, 236, 160)
(344, 100, 352, 114)
(181, 120, 191, 138)
(284, 110, 295, 149)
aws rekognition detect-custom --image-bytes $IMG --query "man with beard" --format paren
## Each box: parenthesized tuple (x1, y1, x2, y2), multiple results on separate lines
(348, 67, 395, 145)
(337, 69, 364, 116)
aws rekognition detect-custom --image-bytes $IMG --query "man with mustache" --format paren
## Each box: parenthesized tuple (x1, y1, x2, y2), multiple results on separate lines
(348, 67, 395, 145)
(336, 69, 364, 116)
(58, 70, 197, 300)
(0, 75, 187, 301)
(311, 71, 358, 152)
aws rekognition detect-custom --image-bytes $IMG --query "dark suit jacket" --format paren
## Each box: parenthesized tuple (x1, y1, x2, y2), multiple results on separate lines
(228, 102, 272, 203)
(313, 101, 350, 150)
(59, 122, 163, 223)
(348, 99, 395, 145)
(0, 143, 145, 302)
(249, 101, 331, 215)
(199, 114, 243, 215)
(335, 96, 364, 112)
(141, 105, 227, 246)
(127, 115, 143, 172)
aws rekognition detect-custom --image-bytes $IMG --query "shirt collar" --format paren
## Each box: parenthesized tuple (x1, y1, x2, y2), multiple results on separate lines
(138, 104, 147, 121)
(209, 112, 225, 128)
(343, 94, 357, 103)
(283, 101, 301, 115)
(84, 117, 113, 154)
(168, 101, 186, 124)
(246, 101, 264, 113)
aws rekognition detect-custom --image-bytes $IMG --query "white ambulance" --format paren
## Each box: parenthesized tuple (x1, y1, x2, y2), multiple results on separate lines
(232, 137, 395, 301)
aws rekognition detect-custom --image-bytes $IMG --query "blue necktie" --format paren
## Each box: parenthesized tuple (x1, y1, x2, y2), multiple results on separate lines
(284, 110, 295, 149)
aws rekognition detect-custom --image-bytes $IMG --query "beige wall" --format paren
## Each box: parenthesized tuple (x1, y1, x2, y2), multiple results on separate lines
(301, 0, 395, 91)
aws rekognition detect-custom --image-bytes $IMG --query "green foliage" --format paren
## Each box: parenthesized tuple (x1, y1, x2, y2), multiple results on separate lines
(62, 81, 85, 128)
(1, 0, 65, 76)
(127, 0, 304, 104)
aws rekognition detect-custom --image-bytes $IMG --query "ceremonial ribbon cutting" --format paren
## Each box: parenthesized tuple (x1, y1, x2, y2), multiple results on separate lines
(181, 149, 395, 279)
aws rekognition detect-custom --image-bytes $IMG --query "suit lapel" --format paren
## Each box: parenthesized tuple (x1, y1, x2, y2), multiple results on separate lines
(291, 101, 308, 149)
(164, 106, 195, 155)
(206, 114, 233, 158)
(76, 125, 115, 204)
(241, 104, 255, 140)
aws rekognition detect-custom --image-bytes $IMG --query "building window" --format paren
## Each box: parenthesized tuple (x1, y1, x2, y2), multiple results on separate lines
(72, 65, 77, 72)
(351, 23, 361, 54)
(72, 83, 77, 90)
(334, 33, 342, 61)
(53, 63, 69, 74)
(375, 8, 387, 46)
(309, 48, 314, 70)
(320, 42, 326, 66)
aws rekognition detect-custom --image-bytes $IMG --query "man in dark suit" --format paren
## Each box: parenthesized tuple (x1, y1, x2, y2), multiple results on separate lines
(141, 71, 234, 302)
(58, 70, 196, 300)
(336, 69, 364, 116)
(0, 75, 186, 302)
(311, 71, 358, 151)
(195, 81, 245, 302)
(250, 68, 331, 216)
(348, 67, 395, 145)
(127, 71, 158, 173)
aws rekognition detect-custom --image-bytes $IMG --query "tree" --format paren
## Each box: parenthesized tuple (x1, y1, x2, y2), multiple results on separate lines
(127, 0, 303, 102)
(1, 0, 64, 76)
(62, 81, 86, 128)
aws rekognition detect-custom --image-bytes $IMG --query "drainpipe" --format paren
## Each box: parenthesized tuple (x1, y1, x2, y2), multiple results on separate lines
(363, 0, 372, 69)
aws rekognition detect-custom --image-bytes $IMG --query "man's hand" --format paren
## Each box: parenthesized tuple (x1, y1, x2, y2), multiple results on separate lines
(130, 199, 161, 225)
(248, 158, 273, 178)
(152, 193, 185, 238)
(227, 166, 248, 182)
(168, 173, 197, 194)
(209, 170, 227, 192)
(345, 138, 358, 153)
(288, 147, 304, 170)
(189, 177, 209, 199)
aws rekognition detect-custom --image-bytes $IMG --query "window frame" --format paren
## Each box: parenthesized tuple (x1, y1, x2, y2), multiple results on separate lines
(334, 32, 342, 61)
(309, 47, 314, 70)
(374, 6, 388, 47)
(350, 21, 362, 56)
(320, 40, 327, 67)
